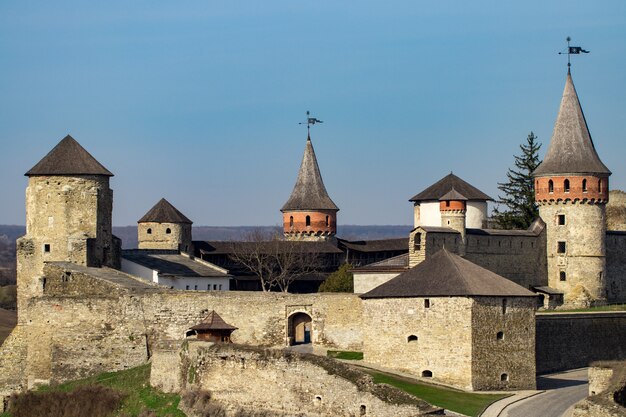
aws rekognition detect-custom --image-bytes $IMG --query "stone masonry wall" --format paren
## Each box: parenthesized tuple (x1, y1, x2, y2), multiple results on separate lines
(536, 312, 626, 374)
(471, 297, 536, 390)
(17, 175, 115, 322)
(151, 341, 440, 417)
(465, 233, 547, 290)
(0, 263, 364, 391)
(539, 202, 607, 303)
(362, 297, 474, 390)
(138, 222, 192, 252)
(605, 232, 626, 302)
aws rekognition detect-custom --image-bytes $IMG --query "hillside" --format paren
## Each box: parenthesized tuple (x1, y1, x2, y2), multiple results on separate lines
(0, 307, 17, 345)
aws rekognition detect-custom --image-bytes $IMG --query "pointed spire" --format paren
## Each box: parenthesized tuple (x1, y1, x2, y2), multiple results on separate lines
(26, 135, 113, 177)
(281, 135, 339, 212)
(533, 73, 611, 176)
(138, 198, 193, 224)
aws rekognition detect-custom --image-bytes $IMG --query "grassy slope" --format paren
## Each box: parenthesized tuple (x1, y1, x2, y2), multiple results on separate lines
(0, 307, 17, 345)
(369, 371, 509, 417)
(1, 364, 185, 417)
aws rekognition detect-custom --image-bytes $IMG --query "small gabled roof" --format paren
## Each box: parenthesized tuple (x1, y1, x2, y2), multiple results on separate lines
(533, 72, 611, 177)
(138, 198, 192, 224)
(26, 135, 113, 177)
(190, 311, 238, 331)
(360, 249, 536, 299)
(281, 136, 339, 212)
(410, 173, 492, 202)
(439, 187, 467, 201)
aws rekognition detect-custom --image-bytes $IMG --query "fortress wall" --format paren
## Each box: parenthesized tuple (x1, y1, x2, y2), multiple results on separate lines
(465, 234, 547, 290)
(606, 233, 626, 302)
(151, 341, 437, 417)
(10, 263, 363, 386)
(536, 312, 626, 374)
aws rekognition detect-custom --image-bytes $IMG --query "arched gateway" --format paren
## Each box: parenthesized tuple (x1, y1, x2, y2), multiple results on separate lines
(288, 312, 312, 345)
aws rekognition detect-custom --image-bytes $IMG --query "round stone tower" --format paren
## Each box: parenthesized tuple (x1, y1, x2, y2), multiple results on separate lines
(281, 134, 339, 241)
(137, 198, 193, 252)
(17, 135, 118, 318)
(439, 187, 467, 242)
(533, 71, 611, 305)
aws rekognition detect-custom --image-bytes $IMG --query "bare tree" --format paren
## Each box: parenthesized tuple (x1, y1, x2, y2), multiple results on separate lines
(227, 230, 321, 292)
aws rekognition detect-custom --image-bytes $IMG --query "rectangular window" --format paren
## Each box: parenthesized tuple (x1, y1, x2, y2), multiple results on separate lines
(185, 285, 190, 290)
(414, 233, 421, 251)
(557, 241, 566, 254)
(558, 215, 565, 225)
(559, 271, 566, 281)
(208, 284, 211, 290)
(194, 285, 198, 290)
(213, 284, 217, 290)
(424, 299, 430, 308)
(44, 244, 51, 253)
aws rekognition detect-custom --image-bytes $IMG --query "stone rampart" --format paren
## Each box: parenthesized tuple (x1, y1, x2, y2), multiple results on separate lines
(0, 262, 364, 393)
(573, 361, 626, 417)
(536, 312, 626, 374)
(606, 232, 626, 302)
(151, 341, 442, 416)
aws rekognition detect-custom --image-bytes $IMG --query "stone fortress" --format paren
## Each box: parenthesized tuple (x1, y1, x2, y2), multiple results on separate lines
(0, 70, 625, 415)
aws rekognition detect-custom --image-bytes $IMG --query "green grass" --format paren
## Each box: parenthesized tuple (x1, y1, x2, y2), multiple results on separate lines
(368, 371, 508, 417)
(9, 364, 185, 417)
(538, 304, 626, 313)
(326, 350, 364, 360)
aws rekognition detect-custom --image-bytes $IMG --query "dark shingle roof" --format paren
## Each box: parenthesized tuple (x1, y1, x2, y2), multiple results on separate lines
(351, 253, 409, 273)
(337, 238, 409, 253)
(439, 187, 467, 201)
(281, 136, 339, 212)
(360, 249, 536, 299)
(190, 311, 238, 331)
(122, 250, 229, 277)
(409, 173, 492, 202)
(194, 240, 344, 255)
(26, 135, 113, 177)
(533, 73, 611, 177)
(138, 198, 192, 224)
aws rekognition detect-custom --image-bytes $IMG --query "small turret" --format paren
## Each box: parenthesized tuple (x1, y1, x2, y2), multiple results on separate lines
(281, 134, 339, 241)
(439, 187, 467, 242)
(138, 198, 193, 252)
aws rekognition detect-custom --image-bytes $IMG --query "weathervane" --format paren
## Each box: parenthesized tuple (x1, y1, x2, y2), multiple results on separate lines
(558, 36, 589, 72)
(299, 111, 323, 137)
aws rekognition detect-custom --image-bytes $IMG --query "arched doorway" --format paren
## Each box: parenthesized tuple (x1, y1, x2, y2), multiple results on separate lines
(288, 312, 312, 345)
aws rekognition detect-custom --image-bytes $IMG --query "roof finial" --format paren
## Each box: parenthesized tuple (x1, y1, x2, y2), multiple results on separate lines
(558, 36, 589, 73)
(299, 110, 323, 140)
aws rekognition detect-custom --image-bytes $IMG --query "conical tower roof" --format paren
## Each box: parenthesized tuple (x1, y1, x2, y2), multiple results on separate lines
(533, 72, 611, 177)
(281, 135, 339, 212)
(410, 173, 492, 202)
(26, 135, 113, 177)
(138, 198, 192, 224)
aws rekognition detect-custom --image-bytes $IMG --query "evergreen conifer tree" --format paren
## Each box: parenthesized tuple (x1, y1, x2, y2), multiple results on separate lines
(493, 132, 542, 229)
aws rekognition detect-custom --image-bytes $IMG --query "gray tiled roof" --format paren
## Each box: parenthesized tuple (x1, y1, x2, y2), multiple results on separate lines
(195, 240, 344, 255)
(138, 198, 192, 224)
(26, 135, 113, 177)
(360, 249, 536, 299)
(351, 253, 409, 272)
(439, 187, 467, 201)
(533, 73, 611, 176)
(122, 250, 229, 277)
(337, 238, 409, 253)
(410, 173, 492, 202)
(281, 136, 339, 212)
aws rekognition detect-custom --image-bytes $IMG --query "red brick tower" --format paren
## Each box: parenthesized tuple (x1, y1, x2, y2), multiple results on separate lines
(281, 134, 339, 241)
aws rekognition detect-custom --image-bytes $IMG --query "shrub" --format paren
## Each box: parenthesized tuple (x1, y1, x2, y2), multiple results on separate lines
(7, 385, 124, 417)
(318, 264, 353, 292)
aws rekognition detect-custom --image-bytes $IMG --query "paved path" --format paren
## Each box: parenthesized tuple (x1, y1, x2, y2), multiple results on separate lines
(499, 369, 588, 417)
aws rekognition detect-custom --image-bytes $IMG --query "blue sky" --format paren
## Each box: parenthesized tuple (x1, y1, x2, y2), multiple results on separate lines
(1, 1, 625, 226)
